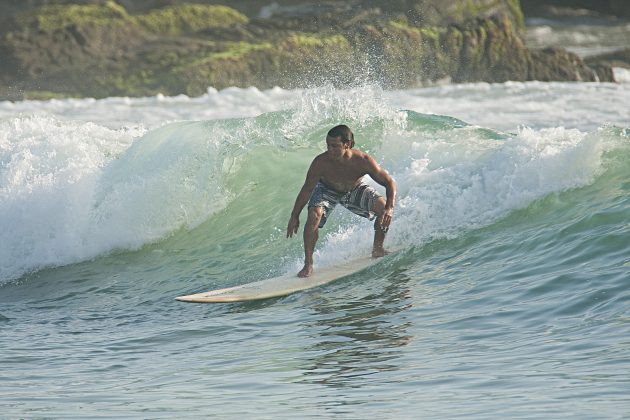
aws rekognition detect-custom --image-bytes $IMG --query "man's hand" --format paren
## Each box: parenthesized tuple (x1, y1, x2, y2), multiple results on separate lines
(378, 207, 394, 231)
(287, 215, 300, 238)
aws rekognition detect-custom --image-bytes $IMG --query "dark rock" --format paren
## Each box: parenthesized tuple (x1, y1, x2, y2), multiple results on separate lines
(528, 47, 608, 81)
(585, 48, 630, 82)
(586, 48, 630, 69)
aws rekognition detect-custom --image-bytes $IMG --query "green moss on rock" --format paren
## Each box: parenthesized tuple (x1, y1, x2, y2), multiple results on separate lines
(136, 4, 249, 35)
(350, 20, 463, 87)
(16, 0, 129, 32)
(280, 34, 350, 50)
(15, 2, 248, 36)
(23, 90, 70, 100)
(166, 33, 355, 96)
(212, 41, 275, 60)
(505, 0, 525, 30)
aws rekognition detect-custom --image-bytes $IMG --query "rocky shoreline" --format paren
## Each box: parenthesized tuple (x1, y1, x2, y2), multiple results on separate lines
(0, 0, 624, 101)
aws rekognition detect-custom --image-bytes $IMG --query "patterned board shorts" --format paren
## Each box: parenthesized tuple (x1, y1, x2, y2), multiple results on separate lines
(308, 181, 382, 228)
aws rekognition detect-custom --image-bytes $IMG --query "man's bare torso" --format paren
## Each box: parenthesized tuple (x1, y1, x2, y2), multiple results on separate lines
(313, 149, 370, 193)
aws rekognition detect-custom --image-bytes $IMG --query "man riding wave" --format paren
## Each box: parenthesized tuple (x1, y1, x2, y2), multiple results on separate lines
(286, 125, 396, 277)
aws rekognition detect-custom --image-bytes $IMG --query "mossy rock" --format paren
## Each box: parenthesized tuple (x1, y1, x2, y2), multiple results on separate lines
(166, 34, 357, 95)
(379, 22, 443, 86)
(136, 4, 249, 35)
(15, 1, 129, 32)
(23, 90, 70, 100)
(15, 2, 248, 36)
(528, 47, 599, 82)
(505, 0, 525, 30)
(452, 15, 529, 82)
(1, 0, 611, 100)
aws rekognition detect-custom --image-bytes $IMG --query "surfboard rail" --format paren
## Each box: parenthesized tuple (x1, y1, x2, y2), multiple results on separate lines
(176, 252, 395, 303)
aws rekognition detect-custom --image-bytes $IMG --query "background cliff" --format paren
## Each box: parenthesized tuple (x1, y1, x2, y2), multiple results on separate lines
(0, 0, 619, 100)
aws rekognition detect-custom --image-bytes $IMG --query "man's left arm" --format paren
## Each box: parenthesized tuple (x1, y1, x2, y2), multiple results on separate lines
(366, 156, 396, 229)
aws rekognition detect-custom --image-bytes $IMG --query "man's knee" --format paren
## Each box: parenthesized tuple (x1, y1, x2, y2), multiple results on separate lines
(306, 207, 324, 228)
(372, 197, 387, 215)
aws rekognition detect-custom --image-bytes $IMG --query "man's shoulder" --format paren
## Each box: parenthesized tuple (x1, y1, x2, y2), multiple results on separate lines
(355, 149, 371, 158)
(308, 152, 329, 173)
(312, 152, 328, 165)
(350, 150, 375, 165)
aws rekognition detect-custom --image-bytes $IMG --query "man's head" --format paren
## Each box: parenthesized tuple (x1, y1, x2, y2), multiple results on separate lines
(327, 125, 355, 149)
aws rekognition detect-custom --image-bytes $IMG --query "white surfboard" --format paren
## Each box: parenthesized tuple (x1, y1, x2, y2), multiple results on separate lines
(176, 253, 392, 303)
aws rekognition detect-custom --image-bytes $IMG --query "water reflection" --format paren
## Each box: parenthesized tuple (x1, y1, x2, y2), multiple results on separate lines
(298, 268, 414, 388)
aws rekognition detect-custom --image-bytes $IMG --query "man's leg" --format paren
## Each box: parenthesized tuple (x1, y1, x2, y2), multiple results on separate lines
(371, 197, 388, 258)
(299, 206, 324, 277)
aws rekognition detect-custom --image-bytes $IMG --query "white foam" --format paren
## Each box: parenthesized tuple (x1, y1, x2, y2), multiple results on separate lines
(385, 81, 630, 132)
(613, 67, 630, 84)
(0, 86, 296, 130)
(0, 116, 233, 281)
(0, 116, 141, 280)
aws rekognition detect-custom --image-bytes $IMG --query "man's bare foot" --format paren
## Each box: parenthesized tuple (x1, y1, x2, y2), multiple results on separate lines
(298, 264, 313, 278)
(372, 248, 390, 258)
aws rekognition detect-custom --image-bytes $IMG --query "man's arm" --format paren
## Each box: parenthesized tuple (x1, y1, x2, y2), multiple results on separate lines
(365, 156, 396, 229)
(286, 159, 321, 238)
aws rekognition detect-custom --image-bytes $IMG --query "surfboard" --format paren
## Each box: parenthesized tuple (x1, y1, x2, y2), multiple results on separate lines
(176, 253, 391, 303)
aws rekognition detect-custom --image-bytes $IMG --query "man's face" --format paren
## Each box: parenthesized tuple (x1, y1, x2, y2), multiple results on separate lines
(326, 136, 346, 160)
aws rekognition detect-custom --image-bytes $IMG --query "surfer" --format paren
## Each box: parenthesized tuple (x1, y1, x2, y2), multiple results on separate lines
(286, 124, 396, 278)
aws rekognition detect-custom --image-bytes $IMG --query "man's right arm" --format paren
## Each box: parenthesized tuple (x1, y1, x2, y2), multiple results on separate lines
(287, 159, 321, 238)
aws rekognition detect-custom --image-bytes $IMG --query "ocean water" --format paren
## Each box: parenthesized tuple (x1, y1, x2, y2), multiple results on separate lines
(1, 77, 630, 417)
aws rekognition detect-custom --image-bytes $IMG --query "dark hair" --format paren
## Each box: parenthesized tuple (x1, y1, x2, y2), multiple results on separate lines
(327, 124, 355, 148)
